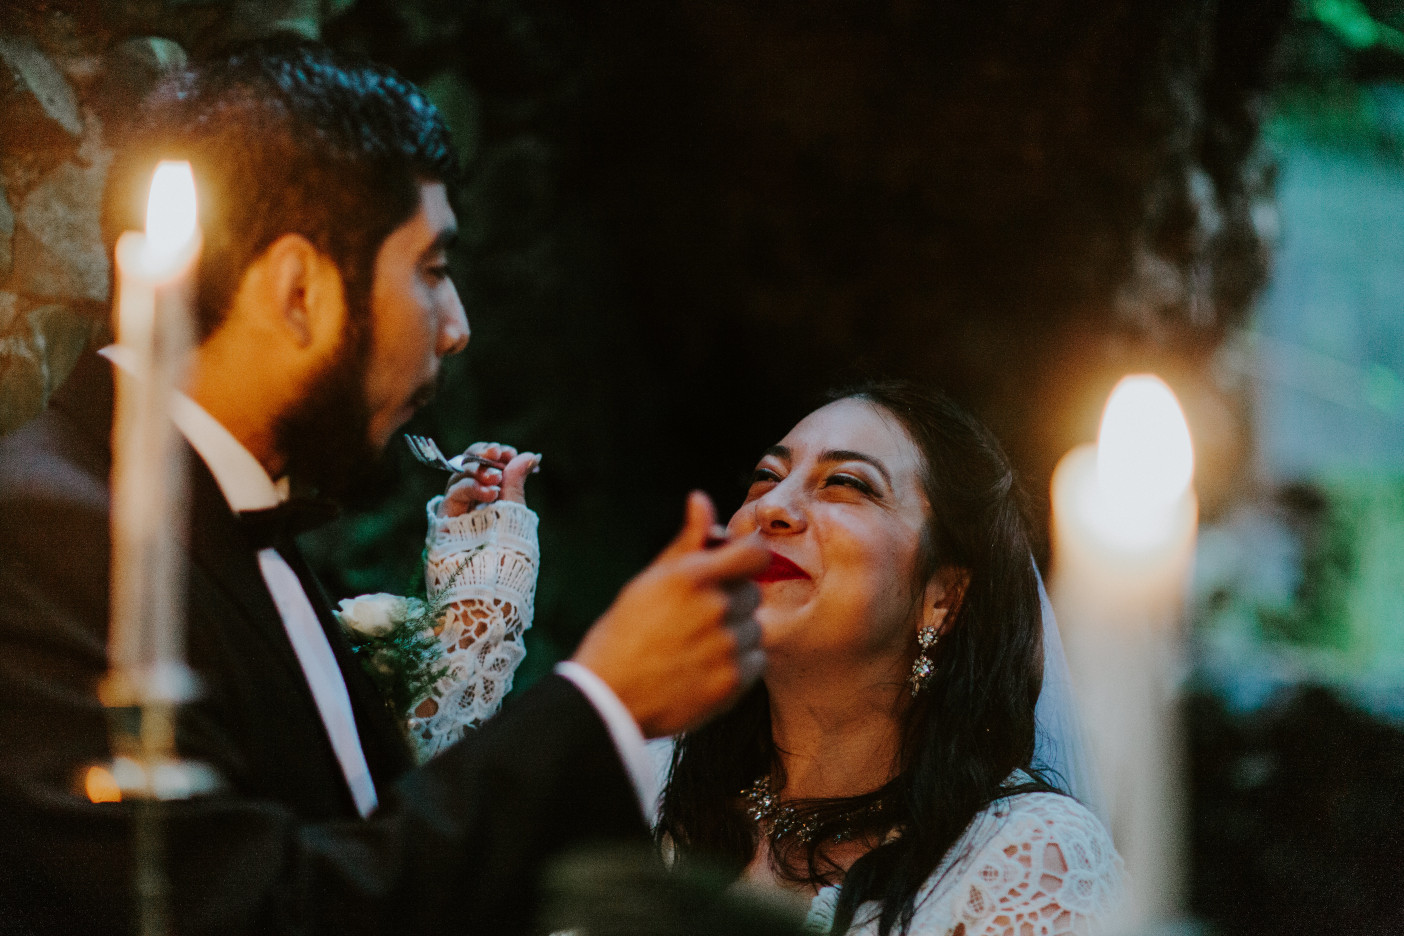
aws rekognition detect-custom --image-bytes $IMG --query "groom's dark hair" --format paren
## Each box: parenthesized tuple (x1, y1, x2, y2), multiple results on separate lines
(102, 36, 458, 342)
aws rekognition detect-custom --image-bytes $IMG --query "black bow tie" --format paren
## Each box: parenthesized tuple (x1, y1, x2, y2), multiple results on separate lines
(236, 498, 340, 550)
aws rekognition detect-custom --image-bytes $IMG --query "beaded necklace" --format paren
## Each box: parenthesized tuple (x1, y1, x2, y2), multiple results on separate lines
(742, 775, 890, 845)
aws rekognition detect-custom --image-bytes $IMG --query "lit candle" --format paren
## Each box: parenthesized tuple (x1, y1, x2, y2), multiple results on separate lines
(104, 161, 201, 708)
(1050, 375, 1198, 934)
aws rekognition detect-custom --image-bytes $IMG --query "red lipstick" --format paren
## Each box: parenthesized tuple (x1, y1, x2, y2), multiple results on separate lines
(754, 551, 810, 583)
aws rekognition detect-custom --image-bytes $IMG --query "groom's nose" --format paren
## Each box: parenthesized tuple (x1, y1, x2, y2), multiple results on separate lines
(437, 280, 469, 357)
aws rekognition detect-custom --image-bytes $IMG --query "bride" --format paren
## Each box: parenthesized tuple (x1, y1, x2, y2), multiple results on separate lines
(393, 381, 1121, 935)
(657, 382, 1121, 935)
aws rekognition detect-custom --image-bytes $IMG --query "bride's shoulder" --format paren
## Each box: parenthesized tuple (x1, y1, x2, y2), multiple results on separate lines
(985, 791, 1116, 861)
(903, 790, 1123, 934)
(961, 790, 1123, 913)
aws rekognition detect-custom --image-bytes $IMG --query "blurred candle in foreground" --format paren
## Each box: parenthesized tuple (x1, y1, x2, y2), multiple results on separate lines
(104, 160, 201, 708)
(1050, 375, 1198, 935)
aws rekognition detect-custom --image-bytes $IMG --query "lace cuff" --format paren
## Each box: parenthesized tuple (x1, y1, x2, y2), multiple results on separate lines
(406, 498, 540, 762)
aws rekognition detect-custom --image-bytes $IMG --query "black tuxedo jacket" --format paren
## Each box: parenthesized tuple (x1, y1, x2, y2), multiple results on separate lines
(0, 353, 648, 935)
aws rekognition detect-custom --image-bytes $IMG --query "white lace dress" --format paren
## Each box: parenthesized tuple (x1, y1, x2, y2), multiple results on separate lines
(405, 497, 539, 762)
(803, 790, 1122, 936)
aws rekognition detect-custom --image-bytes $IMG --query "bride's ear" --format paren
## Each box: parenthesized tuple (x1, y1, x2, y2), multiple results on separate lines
(922, 566, 970, 636)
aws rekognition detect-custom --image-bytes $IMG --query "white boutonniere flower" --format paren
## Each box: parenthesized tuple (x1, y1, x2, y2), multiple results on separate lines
(336, 593, 428, 638)
(335, 560, 471, 731)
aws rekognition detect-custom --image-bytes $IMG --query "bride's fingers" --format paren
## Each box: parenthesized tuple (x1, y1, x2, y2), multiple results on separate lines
(445, 463, 501, 493)
(463, 441, 518, 467)
(499, 452, 541, 504)
(441, 443, 532, 512)
(438, 476, 501, 517)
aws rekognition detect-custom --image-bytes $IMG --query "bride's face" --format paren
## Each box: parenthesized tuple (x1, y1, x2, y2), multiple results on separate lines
(726, 398, 933, 669)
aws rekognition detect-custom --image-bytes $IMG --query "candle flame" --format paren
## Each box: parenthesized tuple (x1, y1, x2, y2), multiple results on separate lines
(145, 161, 198, 264)
(1096, 375, 1194, 509)
(85, 766, 122, 803)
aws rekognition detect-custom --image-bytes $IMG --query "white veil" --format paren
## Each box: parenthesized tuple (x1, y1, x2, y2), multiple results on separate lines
(1032, 560, 1105, 821)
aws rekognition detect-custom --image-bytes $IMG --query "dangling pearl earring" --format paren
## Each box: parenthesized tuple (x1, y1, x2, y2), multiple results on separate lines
(908, 625, 940, 696)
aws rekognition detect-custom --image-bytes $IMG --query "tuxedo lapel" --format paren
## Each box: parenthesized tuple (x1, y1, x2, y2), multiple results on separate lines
(276, 541, 413, 783)
(186, 463, 315, 700)
(186, 438, 414, 800)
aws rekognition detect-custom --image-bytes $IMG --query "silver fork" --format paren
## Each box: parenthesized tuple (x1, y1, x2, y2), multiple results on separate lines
(403, 434, 512, 473)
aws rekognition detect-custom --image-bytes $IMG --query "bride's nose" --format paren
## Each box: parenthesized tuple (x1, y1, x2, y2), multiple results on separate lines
(754, 487, 806, 535)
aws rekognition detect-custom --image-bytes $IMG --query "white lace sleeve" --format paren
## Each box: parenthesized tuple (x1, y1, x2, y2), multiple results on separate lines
(943, 794, 1124, 936)
(405, 497, 539, 763)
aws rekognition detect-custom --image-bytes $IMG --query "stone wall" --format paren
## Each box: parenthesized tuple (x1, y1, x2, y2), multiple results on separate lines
(0, 0, 342, 434)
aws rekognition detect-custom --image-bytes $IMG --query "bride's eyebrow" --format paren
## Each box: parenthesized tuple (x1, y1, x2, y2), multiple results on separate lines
(820, 450, 892, 487)
(762, 445, 790, 461)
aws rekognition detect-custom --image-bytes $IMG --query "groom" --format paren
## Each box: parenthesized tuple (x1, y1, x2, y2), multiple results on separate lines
(0, 39, 767, 935)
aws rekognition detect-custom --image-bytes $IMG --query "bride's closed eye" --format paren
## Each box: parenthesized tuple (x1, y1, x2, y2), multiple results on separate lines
(824, 473, 875, 495)
(748, 466, 781, 486)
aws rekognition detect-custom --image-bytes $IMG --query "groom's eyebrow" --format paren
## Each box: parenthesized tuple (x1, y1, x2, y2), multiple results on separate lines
(821, 450, 892, 487)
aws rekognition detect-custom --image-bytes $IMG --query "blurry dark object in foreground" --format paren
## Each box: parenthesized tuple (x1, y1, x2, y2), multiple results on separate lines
(537, 844, 808, 936)
(1189, 686, 1404, 936)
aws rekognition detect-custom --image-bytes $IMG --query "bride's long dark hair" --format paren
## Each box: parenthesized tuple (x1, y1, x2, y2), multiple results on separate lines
(658, 381, 1054, 936)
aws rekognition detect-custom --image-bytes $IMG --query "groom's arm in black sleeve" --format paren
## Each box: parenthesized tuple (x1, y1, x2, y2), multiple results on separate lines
(2, 676, 642, 936)
(176, 675, 648, 935)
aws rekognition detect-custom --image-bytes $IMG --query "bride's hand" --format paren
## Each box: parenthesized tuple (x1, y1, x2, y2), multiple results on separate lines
(438, 442, 542, 518)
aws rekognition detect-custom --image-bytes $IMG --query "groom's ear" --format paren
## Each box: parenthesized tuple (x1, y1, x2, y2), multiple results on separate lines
(247, 233, 347, 352)
(922, 566, 970, 636)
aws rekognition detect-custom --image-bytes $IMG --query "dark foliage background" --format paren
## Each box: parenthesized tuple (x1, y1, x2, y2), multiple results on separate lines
(1189, 686, 1404, 935)
(311, 0, 1292, 669)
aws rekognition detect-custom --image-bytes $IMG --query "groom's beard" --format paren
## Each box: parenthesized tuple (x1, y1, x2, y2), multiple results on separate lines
(274, 319, 379, 504)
